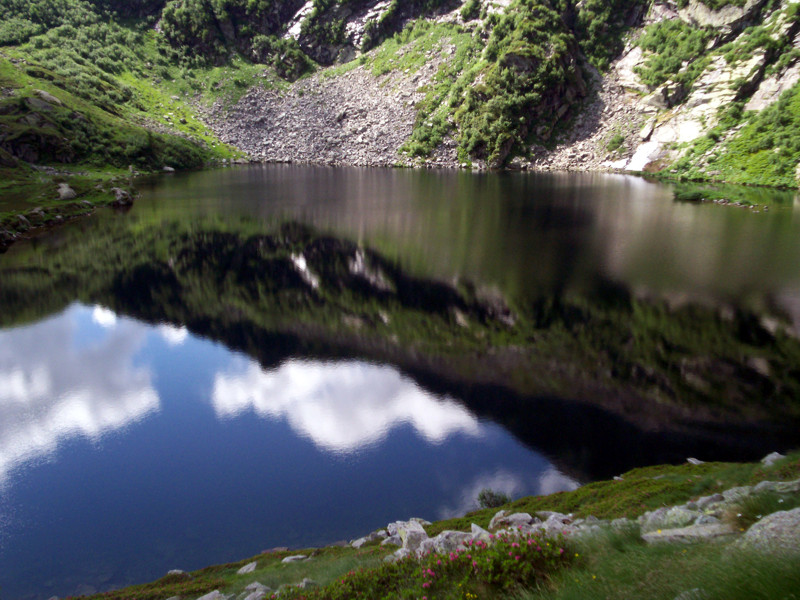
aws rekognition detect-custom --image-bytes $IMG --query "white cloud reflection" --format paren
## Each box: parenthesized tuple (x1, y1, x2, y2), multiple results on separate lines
(0, 305, 160, 485)
(537, 467, 580, 496)
(158, 324, 189, 346)
(92, 305, 117, 328)
(212, 360, 482, 453)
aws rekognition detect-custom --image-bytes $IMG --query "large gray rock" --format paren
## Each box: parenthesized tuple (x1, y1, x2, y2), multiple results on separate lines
(761, 452, 787, 467)
(35, 89, 63, 106)
(722, 486, 754, 503)
(694, 493, 724, 511)
(429, 530, 472, 554)
(280, 555, 307, 564)
(400, 528, 428, 553)
(488, 510, 507, 530)
(351, 530, 387, 549)
(746, 64, 800, 112)
(678, 0, 763, 31)
(388, 520, 428, 552)
(639, 506, 703, 533)
(737, 508, 800, 555)
(237, 562, 257, 575)
(489, 511, 534, 531)
(642, 523, 737, 544)
(471, 523, 491, 544)
(197, 591, 230, 600)
(110, 187, 133, 206)
(417, 538, 438, 556)
(58, 183, 77, 200)
(381, 534, 402, 547)
(244, 582, 271, 594)
(537, 513, 578, 537)
(242, 584, 271, 600)
(386, 519, 427, 536)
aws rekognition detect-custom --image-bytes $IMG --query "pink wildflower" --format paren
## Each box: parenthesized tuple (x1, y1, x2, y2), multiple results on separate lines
(422, 582, 430, 588)
(515, 555, 521, 561)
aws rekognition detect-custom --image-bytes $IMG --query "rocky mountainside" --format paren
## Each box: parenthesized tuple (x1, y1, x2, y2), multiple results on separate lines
(1, 0, 800, 189)
(208, 0, 800, 187)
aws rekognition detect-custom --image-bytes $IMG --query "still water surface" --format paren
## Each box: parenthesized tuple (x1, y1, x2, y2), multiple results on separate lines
(1, 304, 570, 599)
(1, 166, 799, 599)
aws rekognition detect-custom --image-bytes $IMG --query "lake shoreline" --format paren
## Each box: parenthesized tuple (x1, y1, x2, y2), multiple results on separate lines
(4, 159, 795, 255)
(64, 451, 800, 600)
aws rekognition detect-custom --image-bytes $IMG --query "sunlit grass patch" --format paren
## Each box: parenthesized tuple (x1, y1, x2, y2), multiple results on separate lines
(429, 452, 800, 536)
(522, 532, 800, 600)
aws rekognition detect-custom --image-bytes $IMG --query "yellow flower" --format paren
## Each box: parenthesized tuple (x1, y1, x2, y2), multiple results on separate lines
(575, 553, 580, 557)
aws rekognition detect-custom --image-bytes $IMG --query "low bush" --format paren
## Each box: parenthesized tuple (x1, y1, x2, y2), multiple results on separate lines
(278, 531, 574, 600)
(478, 488, 511, 509)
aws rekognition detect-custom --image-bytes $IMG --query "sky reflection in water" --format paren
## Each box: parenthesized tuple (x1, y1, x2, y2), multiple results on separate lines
(0, 304, 574, 600)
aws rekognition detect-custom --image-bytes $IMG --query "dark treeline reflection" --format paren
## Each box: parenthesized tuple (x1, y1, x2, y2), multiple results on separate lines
(3, 208, 799, 481)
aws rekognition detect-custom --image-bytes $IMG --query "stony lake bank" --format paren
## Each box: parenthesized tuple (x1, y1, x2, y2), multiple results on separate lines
(62, 451, 800, 600)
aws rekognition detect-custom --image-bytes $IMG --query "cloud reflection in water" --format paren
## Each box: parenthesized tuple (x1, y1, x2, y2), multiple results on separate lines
(212, 360, 483, 454)
(437, 467, 580, 519)
(0, 306, 160, 484)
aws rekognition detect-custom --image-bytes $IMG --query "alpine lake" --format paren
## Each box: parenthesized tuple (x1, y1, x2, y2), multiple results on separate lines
(2, 165, 800, 600)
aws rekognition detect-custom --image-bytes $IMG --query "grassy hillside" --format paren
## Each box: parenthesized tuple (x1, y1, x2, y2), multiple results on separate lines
(0, 0, 249, 224)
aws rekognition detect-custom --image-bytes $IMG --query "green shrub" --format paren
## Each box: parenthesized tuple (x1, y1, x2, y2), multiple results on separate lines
(454, 0, 584, 166)
(635, 20, 713, 89)
(478, 488, 511, 509)
(461, 0, 481, 21)
(279, 531, 574, 599)
(572, 0, 648, 71)
(606, 133, 624, 152)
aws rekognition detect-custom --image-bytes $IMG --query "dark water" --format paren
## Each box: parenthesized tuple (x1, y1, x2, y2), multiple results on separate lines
(1, 166, 799, 599)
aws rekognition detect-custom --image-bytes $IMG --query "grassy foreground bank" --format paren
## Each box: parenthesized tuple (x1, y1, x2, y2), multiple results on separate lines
(70, 451, 800, 600)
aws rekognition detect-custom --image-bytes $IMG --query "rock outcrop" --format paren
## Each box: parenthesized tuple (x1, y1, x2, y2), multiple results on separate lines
(212, 62, 429, 167)
(736, 507, 800, 555)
